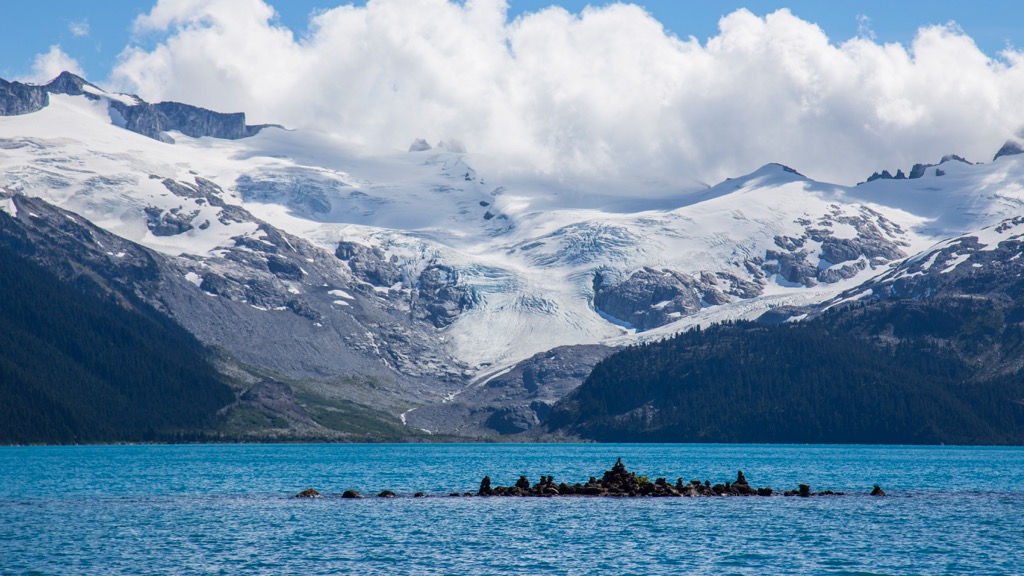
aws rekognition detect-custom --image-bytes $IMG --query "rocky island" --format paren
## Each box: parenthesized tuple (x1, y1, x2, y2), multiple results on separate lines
(297, 458, 882, 499)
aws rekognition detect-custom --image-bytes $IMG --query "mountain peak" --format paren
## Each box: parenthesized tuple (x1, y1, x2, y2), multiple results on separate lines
(736, 163, 807, 183)
(0, 71, 280, 142)
(44, 71, 94, 96)
(994, 135, 1024, 161)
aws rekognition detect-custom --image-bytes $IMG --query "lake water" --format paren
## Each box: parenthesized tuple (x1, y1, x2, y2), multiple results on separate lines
(1, 443, 1022, 575)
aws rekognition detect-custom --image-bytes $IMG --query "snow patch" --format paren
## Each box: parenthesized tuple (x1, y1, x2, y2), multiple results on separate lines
(0, 197, 16, 217)
(328, 289, 354, 300)
(7, 90, 1024, 373)
(941, 253, 971, 274)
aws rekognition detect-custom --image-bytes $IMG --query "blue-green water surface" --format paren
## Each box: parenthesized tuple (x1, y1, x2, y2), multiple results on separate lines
(1, 444, 1022, 575)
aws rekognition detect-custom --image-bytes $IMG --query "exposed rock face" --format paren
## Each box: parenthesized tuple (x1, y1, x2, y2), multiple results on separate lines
(866, 169, 907, 182)
(0, 71, 272, 141)
(402, 344, 618, 436)
(336, 243, 479, 329)
(108, 100, 269, 141)
(0, 78, 48, 115)
(42, 71, 92, 97)
(412, 264, 477, 328)
(408, 138, 432, 152)
(0, 71, 93, 116)
(593, 267, 760, 330)
(295, 488, 322, 498)
(761, 207, 906, 288)
(0, 188, 470, 421)
(830, 216, 1024, 306)
(0, 194, 163, 308)
(994, 139, 1024, 161)
(335, 241, 402, 287)
(266, 255, 304, 281)
(590, 206, 906, 331)
(862, 154, 973, 183)
(594, 268, 703, 330)
(762, 249, 821, 287)
(144, 205, 198, 236)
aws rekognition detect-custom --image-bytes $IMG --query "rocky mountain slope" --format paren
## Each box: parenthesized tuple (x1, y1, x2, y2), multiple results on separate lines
(4, 72, 1024, 440)
(545, 209, 1024, 443)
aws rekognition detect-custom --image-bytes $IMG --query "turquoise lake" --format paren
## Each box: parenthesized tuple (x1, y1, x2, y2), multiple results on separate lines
(1, 443, 1022, 575)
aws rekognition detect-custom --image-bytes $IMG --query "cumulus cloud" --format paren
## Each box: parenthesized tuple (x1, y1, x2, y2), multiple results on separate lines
(110, 0, 1024, 186)
(22, 45, 85, 84)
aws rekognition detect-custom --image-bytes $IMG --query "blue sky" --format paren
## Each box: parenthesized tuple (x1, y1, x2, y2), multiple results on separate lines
(2, 1, 1021, 83)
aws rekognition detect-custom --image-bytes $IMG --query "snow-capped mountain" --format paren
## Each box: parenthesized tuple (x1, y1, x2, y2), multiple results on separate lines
(4, 72, 1024, 437)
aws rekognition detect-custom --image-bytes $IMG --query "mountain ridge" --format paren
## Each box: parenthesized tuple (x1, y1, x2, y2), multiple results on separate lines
(3, 71, 1024, 441)
(0, 71, 276, 141)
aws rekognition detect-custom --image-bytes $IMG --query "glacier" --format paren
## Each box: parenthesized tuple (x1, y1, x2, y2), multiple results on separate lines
(3, 72, 1024, 436)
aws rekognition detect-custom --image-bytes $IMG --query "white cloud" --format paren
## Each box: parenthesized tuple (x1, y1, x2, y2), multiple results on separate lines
(856, 14, 875, 41)
(22, 45, 85, 84)
(110, 0, 1024, 186)
(69, 19, 90, 38)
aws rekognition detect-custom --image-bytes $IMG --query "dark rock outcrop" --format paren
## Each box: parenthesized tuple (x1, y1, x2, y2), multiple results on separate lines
(759, 208, 907, 287)
(478, 476, 493, 496)
(476, 459, 797, 498)
(0, 71, 273, 141)
(44, 71, 93, 97)
(267, 255, 304, 281)
(335, 241, 401, 287)
(594, 268, 703, 330)
(0, 77, 48, 115)
(295, 488, 322, 498)
(994, 139, 1024, 161)
(293, 462, 884, 499)
(593, 266, 761, 330)
(408, 138, 432, 152)
(144, 205, 198, 236)
(862, 154, 973, 184)
(412, 264, 477, 328)
(593, 266, 767, 331)
(871, 484, 886, 496)
(108, 100, 270, 141)
(0, 71, 93, 116)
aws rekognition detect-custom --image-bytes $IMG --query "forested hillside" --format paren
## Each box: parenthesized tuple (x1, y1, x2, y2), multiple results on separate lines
(0, 246, 234, 444)
(545, 316, 1024, 444)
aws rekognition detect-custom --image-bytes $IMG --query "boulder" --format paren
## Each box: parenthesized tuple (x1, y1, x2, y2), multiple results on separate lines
(294, 488, 322, 498)
(342, 490, 362, 499)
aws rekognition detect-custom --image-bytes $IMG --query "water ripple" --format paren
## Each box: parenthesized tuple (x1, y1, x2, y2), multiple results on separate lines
(2, 444, 1022, 574)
